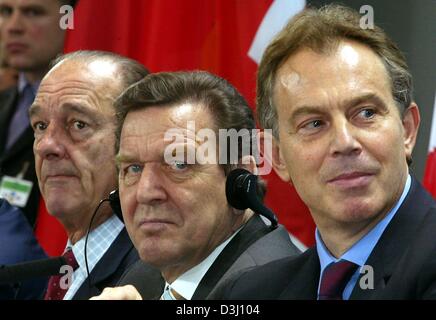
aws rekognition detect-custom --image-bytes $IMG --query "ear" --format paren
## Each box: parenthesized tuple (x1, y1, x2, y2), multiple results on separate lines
(402, 103, 420, 161)
(259, 130, 291, 183)
(240, 155, 258, 175)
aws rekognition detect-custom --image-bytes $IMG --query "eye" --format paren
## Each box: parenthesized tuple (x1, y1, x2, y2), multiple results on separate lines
(0, 6, 12, 17)
(305, 120, 323, 129)
(125, 164, 142, 175)
(169, 161, 188, 171)
(23, 7, 44, 17)
(358, 108, 376, 119)
(298, 119, 325, 134)
(32, 121, 47, 132)
(72, 120, 87, 130)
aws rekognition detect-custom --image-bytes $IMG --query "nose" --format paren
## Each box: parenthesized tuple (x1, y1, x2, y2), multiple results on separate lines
(4, 10, 25, 35)
(136, 164, 168, 206)
(329, 119, 362, 158)
(34, 125, 67, 161)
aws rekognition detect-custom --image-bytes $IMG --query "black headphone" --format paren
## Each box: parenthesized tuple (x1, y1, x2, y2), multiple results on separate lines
(108, 189, 122, 221)
(84, 189, 123, 289)
(226, 168, 278, 229)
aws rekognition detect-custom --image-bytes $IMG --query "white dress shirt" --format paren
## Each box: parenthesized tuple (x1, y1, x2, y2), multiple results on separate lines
(63, 214, 124, 300)
(163, 228, 241, 300)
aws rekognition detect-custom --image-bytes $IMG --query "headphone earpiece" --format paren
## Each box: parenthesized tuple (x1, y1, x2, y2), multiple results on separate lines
(226, 168, 278, 228)
(109, 189, 123, 222)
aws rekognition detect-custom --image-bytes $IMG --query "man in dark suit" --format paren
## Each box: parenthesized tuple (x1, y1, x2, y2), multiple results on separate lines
(0, 198, 47, 299)
(91, 71, 300, 300)
(29, 51, 159, 300)
(212, 4, 436, 300)
(0, 0, 77, 227)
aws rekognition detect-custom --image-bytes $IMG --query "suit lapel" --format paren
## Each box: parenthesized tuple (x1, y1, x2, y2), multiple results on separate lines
(192, 215, 271, 299)
(73, 228, 134, 299)
(279, 247, 319, 299)
(0, 88, 18, 155)
(350, 177, 434, 299)
(1, 127, 34, 164)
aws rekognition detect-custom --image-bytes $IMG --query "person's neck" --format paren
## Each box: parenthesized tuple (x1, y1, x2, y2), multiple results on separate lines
(161, 211, 253, 283)
(317, 210, 390, 258)
(23, 68, 48, 84)
(64, 205, 114, 245)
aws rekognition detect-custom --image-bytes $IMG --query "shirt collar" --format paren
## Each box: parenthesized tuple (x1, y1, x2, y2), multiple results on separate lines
(18, 72, 40, 96)
(65, 214, 124, 273)
(167, 226, 242, 300)
(316, 174, 412, 271)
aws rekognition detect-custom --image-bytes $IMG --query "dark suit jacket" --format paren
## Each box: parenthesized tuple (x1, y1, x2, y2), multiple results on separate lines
(214, 177, 436, 299)
(0, 199, 47, 300)
(0, 87, 39, 227)
(118, 215, 301, 300)
(72, 227, 141, 300)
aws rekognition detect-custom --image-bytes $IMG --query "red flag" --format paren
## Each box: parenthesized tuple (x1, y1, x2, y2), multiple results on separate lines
(34, 197, 67, 256)
(63, 0, 315, 247)
(424, 93, 436, 197)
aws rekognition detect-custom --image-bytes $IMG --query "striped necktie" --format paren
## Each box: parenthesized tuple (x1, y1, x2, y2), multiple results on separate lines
(319, 260, 358, 300)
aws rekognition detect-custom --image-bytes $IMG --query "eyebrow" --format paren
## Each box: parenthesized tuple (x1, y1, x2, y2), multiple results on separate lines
(29, 102, 103, 124)
(115, 154, 135, 167)
(28, 104, 42, 118)
(290, 93, 388, 121)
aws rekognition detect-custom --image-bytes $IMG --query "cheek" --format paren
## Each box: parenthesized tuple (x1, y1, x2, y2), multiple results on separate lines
(364, 126, 405, 166)
(284, 143, 323, 178)
(27, 23, 46, 41)
(89, 137, 116, 163)
(119, 187, 136, 222)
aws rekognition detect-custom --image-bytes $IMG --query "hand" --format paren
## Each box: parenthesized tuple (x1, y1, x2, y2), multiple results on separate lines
(89, 285, 143, 300)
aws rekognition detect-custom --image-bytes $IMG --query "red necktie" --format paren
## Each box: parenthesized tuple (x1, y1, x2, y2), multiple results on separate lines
(44, 249, 79, 300)
(319, 260, 358, 300)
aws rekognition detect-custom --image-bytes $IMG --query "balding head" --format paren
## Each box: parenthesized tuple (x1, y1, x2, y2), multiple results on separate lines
(29, 51, 148, 240)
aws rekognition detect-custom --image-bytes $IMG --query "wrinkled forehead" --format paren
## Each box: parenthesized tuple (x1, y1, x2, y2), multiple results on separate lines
(32, 60, 121, 114)
(118, 105, 217, 161)
(273, 41, 391, 103)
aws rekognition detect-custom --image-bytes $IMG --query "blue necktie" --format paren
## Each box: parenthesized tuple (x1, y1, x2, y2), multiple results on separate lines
(6, 84, 35, 150)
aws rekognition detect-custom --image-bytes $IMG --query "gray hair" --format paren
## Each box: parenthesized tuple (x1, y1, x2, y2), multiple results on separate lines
(50, 50, 149, 93)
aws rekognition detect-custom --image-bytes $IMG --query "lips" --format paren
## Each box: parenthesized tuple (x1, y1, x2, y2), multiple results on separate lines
(138, 218, 174, 232)
(139, 218, 173, 225)
(327, 171, 375, 188)
(6, 42, 27, 53)
(45, 174, 78, 182)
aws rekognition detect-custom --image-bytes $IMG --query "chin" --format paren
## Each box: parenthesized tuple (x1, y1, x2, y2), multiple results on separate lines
(336, 201, 379, 223)
(138, 242, 179, 269)
(45, 199, 77, 218)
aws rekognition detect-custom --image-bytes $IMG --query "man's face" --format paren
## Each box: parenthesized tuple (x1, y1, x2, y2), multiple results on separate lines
(0, 0, 65, 72)
(31, 60, 120, 221)
(272, 40, 419, 230)
(117, 104, 237, 279)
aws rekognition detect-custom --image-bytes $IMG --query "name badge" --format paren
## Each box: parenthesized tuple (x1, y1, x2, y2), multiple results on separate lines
(0, 175, 33, 208)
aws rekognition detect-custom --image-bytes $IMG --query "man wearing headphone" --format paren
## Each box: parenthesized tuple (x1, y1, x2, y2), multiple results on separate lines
(91, 71, 300, 300)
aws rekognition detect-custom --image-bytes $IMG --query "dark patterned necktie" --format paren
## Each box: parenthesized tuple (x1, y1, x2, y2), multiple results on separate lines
(44, 249, 79, 300)
(319, 260, 358, 300)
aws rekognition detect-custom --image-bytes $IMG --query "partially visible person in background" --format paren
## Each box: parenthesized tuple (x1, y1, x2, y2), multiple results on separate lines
(0, 52, 18, 91)
(0, 0, 77, 301)
(0, 0, 77, 229)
